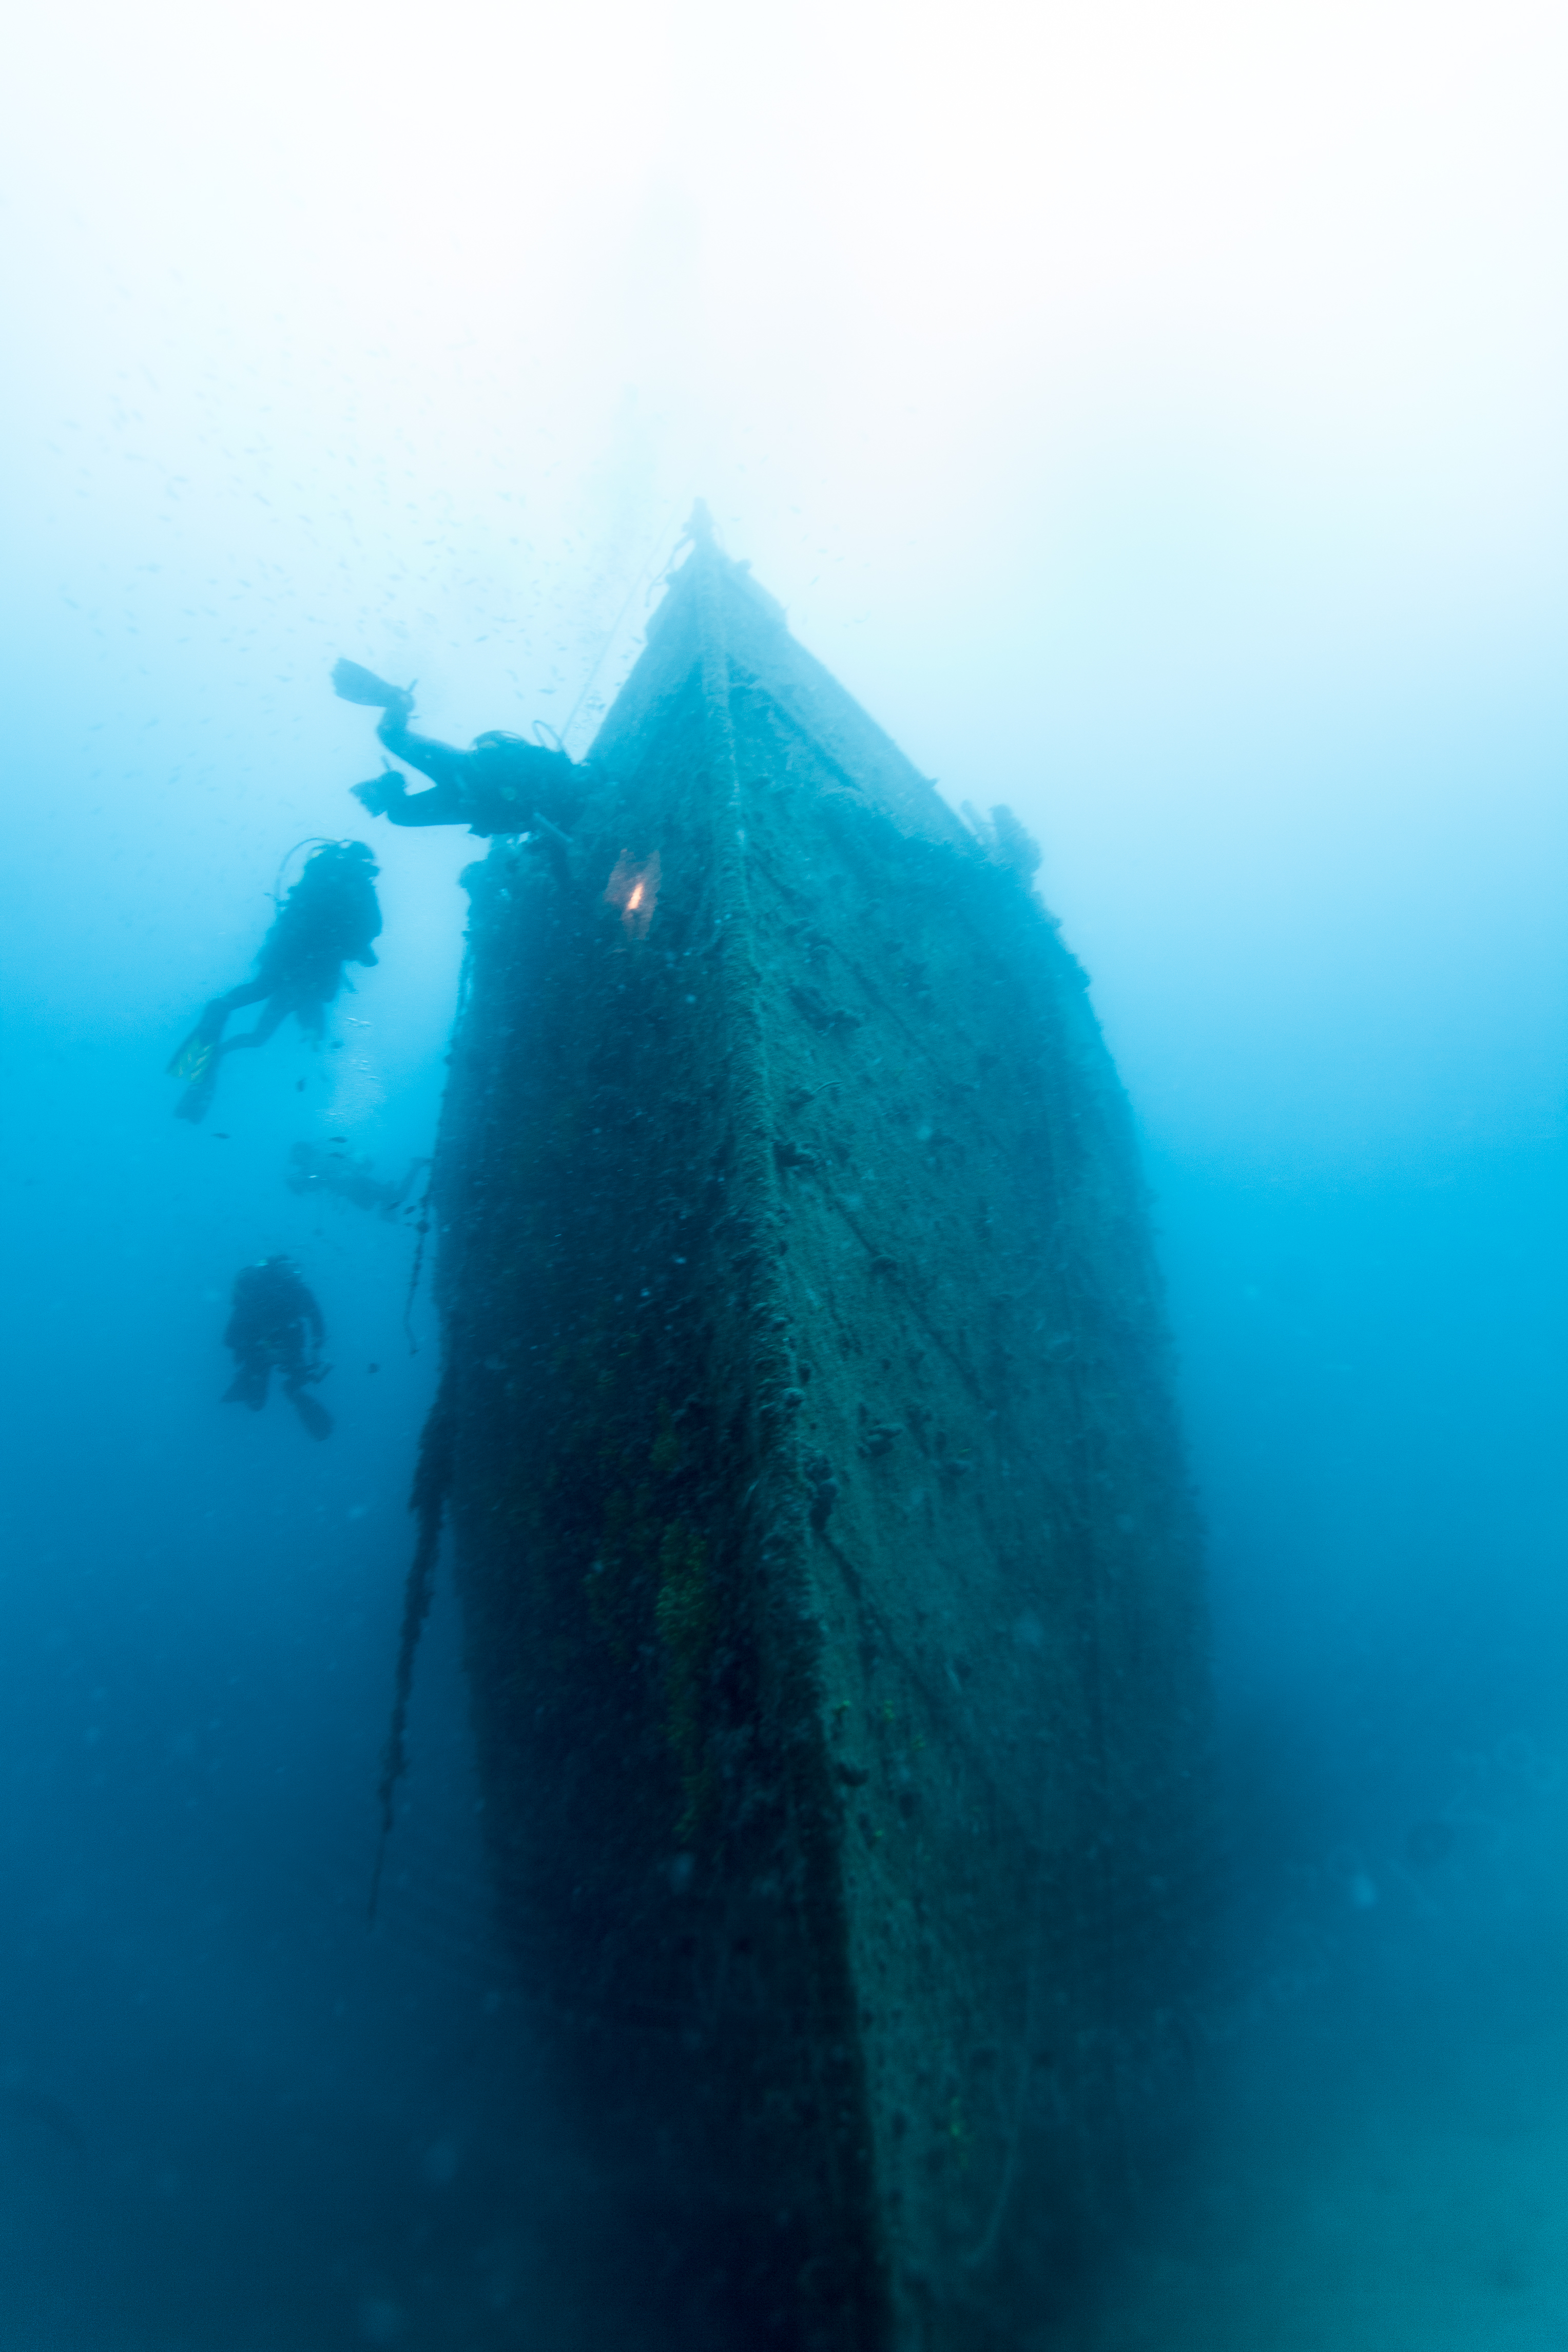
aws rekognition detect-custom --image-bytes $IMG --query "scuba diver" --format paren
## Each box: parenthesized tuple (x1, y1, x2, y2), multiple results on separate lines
(167, 840, 383, 1122)
(222, 1256, 333, 1440)
(332, 660, 587, 839)
(285, 1140, 430, 1220)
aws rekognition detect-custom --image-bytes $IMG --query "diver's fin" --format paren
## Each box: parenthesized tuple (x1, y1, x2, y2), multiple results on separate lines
(289, 1389, 334, 1442)
(172, 1053, 220, 1124)
(166, 1029, 215, 1084)
(223, 1364, 268, 1411)
(174, 1066, 220, 1124)
(352, 766, 409, 819)
(332, 660, 411, 710)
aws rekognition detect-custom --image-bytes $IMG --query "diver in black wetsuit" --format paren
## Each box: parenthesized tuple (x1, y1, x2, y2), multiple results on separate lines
(167, 841, 382, 1122)
(333, 661, 586, 839)
(222, 1257, 333, 1440)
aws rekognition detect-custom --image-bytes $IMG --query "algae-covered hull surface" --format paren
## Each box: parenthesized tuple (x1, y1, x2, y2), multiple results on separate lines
(429, 539, 1209, 2350)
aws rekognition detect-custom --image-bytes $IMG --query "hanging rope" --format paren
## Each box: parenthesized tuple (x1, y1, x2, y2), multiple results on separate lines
(401, 1163, 436, 1356)
(367, 1385, 456, 1923)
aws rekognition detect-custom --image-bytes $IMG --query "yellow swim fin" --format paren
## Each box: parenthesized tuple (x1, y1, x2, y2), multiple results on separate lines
(167, 1031, 214, 1084)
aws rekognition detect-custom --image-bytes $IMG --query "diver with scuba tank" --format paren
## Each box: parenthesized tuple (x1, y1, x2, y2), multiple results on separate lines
(166, 839, 383, 1123)
(332, 660, 586, 839)
(222, 1256, 334, 1441)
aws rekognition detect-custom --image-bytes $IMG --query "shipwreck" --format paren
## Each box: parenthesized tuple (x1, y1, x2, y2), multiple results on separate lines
(406, 518, 1209, 2349)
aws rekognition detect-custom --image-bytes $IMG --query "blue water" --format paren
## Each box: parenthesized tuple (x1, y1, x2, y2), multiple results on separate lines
(0, 1044, 567, 2344)
(1107, 1147, 1568, 2346)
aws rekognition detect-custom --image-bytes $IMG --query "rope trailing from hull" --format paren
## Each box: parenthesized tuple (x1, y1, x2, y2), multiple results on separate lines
(367, 1380, 456, 1922)
(401, 1164, 437, 1355)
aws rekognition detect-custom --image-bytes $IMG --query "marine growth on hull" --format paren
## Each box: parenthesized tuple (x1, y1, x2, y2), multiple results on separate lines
(404, 527, 1209, 2352)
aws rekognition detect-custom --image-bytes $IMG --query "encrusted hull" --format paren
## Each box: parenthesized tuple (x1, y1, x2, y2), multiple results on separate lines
(428, 541, 1208, 2348)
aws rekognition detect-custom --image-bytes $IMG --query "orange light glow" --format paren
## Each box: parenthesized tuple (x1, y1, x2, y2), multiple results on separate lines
(605, 850, 661, 941)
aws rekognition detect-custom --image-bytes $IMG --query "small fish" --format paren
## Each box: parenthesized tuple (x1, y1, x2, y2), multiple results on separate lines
(212, 1132, 231, 1140)
(367, 1363, 379, 1375)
